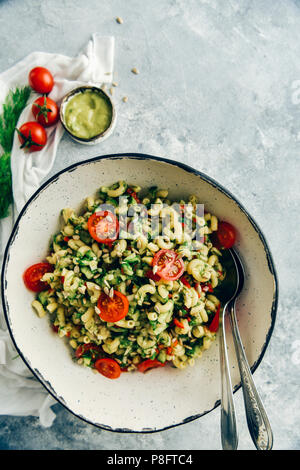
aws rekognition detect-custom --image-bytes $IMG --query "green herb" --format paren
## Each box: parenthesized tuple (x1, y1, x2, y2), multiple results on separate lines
(188, 318, 199, 327)
(0, 86, 31, 218)
(147, 186, 158, 200)
(0, 152, 12, 218)
(120, 337, 132, 347)
(149, 320, 158, 330)
(185, 345, 197, 357)
(120, 261, 134, 276)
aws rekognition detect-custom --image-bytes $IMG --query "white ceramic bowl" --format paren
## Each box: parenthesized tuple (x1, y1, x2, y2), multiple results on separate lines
(1, 154, 278, 433)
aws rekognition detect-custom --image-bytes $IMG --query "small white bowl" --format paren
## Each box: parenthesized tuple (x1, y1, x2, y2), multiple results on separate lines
(60, 85, 116, 145)
(1, 154, 278, 433)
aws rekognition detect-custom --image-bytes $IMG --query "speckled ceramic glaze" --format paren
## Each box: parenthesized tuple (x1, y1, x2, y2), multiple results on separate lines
(1, 154, 278, 433)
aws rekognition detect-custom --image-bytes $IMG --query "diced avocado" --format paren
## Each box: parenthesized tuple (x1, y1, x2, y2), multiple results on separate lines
(120, 262, 134, 276)
(157, 349, 167, 363)
(79, 229, 92, 245)
(37, 291, 50, 306)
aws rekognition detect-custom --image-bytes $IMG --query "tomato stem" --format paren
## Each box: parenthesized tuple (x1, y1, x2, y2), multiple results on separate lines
(32, 96, 53, 123)
(16, 128, 43, 149)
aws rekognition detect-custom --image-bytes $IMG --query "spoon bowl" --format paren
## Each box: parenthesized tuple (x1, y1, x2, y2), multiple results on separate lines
(213, 249, 239, 305)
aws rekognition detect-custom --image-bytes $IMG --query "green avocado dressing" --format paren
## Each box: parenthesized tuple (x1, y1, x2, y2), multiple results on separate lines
(64, 89, 113, 139)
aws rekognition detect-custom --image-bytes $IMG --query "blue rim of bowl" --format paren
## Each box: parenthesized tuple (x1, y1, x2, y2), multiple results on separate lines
(1, 153, 279, 434)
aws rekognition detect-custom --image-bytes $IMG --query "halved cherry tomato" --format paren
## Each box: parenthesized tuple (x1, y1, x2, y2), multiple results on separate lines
(97, 290, 129, 323)
(32, 96, 59, 127)
(23, 262, 53, 292)
(137, 359, 166, 373)
(214, 221, 236, 249)
(95, 358, 121, 379)
(28, 67, 54, 94)
(75, 343, 101, 359)
(87, 211, 119, 244)
(159, 257, 185, 281)
(153, 249, 176, 271)
(152, 249, 185, 281)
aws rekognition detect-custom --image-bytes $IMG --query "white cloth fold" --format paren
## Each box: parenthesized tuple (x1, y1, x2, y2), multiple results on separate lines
(0, 34, 115, 426)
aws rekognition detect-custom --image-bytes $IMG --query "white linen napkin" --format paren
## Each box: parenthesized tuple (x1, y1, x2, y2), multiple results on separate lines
(0, 34, 115, 426)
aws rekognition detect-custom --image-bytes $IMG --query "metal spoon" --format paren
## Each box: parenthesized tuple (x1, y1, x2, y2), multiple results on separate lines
(228, 248, 273, 450)
(213, 249, 240, 450)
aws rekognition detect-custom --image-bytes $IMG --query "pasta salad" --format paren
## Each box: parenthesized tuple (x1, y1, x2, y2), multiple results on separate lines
(23, 181, 236, 379)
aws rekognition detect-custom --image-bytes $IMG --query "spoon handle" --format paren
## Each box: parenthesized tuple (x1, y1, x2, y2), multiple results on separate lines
(219, 310, 238, 450)
(229, 305, 273, 450)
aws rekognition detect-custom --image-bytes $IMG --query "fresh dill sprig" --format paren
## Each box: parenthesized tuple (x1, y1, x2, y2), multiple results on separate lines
(0, 152, 13, 218)
(0, 86, 31, 218)
(0, 86, 31, 153)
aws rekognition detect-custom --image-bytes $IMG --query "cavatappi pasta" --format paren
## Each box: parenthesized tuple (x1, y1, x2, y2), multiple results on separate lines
(29, 181, 227, 378)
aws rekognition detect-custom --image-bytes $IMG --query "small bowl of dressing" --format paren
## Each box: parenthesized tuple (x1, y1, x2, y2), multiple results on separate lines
(60, 85, 116, 145)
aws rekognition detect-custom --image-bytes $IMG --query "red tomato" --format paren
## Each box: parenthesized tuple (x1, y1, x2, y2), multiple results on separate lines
(145, 269, 161, 282)
(152, 249, 182, 279)
(23, 262, 53, 292)
(202, 283, 214, 293)
(153, 249, 176, 272)
(28, 67, 54, 94)
(161, 257, 184, 281)
(137, 359, 166, 373)
(32, 96, 59, 127)
(152, 249, 185, 281)
(180, 276, 191, 288)
(208, 304, 221, 332)
(126, 187, 141, 203)
(97, 290, 129, 323)
(95, 358, 121, 379)
(75, 343, 101, 359)
(214, 221, 236, 249)
(17, 121, 47, 152)
(87, 211, 119, 244)
(174, 318, 185, 329)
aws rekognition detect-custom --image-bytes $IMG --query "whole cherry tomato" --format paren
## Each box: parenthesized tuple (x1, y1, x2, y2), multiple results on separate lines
(214, 221, 236, 249)
(17, 121, 47, 152)
(32, 96, 59, 127)
(28, 67, 54, 94)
